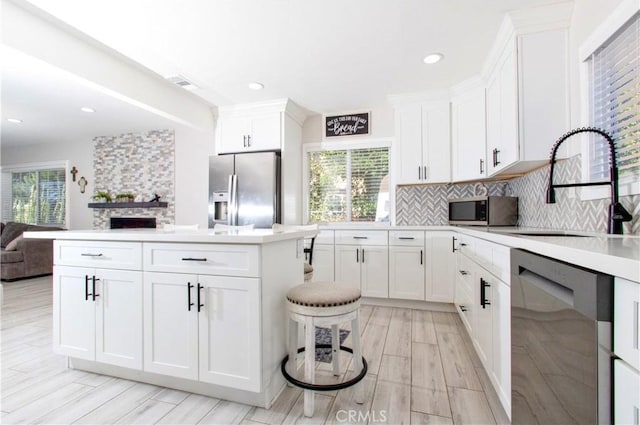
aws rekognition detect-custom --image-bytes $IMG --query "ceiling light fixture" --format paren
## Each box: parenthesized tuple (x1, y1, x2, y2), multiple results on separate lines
(80, 107, 95, 113)
(7, 118, 22, 123)
(248, 82, 264, 90)
(423, 53, 444, 64)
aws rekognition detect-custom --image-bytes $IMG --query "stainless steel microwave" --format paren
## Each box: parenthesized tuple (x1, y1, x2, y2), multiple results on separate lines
(448, 196, 518, 226)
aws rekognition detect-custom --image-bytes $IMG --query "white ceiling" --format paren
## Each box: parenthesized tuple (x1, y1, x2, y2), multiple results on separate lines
(3, 0, 569, 147)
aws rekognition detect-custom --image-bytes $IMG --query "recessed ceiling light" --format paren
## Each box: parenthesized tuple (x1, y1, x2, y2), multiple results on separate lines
(423, 53, 444, 64)
(7, 118, 22, 123)
(80, 107, 95, 113)
(248, 82, 264, 90)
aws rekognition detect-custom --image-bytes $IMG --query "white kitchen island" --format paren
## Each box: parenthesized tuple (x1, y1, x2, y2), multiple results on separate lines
(24, 227, 316, 409)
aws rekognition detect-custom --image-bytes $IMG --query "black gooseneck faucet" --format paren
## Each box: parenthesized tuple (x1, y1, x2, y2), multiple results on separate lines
(546, 127, 632, 234)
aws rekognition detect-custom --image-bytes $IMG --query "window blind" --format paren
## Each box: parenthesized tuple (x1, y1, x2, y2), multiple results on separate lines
(590, 12, 639, 180)
(6, 168, 66, 225)
(308, 147, 389, 223)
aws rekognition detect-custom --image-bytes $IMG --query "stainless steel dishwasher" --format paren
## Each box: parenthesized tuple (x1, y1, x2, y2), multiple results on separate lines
(510, 249, 613, 425)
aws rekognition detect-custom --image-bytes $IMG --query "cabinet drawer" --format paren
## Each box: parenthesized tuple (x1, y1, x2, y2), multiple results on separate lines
(54, 241, 142, 270)
(389, 231, 424, 246)
(335, 230, 388, 246)
(315, 230, 334, 245)
(614, 277, 640, 370)
(143, 243, 259, 277)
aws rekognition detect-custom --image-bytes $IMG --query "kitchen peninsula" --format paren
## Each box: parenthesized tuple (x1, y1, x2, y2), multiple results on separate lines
(24, 227, 317, 409)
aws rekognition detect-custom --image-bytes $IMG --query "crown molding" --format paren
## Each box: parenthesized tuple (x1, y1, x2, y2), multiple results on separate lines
(217, 98, 307, 126)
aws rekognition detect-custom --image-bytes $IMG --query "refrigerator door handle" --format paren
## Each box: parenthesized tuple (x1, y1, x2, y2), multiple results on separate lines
(230, 174, 239, 225)
(227, 175, 235, 225)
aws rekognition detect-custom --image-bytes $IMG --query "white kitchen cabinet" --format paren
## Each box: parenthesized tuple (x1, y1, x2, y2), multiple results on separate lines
(614, 277, 640, 371)
(335, 230, 388, 298)
(451, 85, 487, 182)
(389, 231, 425, 300)
(614, 359, 640, 425)
(485, 28, 569, 176)
(53, 265, 142, 370)
(198, 274, 260, 390)
(143, 271, 261, 392)
(426, 232, 457, 303)
(454, 233, 511, 415)
(311, 230, 335, 283)
(218, 112, 281, 153)
(394, 101, 451, 184)
(143, 271, 199, 380)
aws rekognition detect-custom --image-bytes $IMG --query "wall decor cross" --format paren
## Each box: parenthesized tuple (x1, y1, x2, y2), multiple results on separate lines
(70, 166, 78, 182)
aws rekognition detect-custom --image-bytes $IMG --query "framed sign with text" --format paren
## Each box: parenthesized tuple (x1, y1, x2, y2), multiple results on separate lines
(324, 111, 370, 138)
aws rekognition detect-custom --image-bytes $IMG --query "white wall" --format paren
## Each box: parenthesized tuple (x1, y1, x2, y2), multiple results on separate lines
(1, 139, 94, 229)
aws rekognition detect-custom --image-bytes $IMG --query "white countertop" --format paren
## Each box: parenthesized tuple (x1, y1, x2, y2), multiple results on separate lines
(319, 224, 640, 282)
(25, 225, 639, 282)
(23, 228, 318, 244)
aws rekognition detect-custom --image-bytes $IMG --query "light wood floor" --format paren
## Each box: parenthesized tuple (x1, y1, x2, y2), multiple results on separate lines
(1, 276, 509, 424)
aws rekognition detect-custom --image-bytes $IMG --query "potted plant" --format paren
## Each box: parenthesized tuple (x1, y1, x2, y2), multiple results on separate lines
(115, 193, 135, 203)
(92, 190, 112, 203)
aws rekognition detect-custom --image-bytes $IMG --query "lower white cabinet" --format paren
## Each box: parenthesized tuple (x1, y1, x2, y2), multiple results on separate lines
(454, 235, 511, 415)
(614, 359, 640, 424)
(335, 242, 388, 298)
(144, 272, 261, 392)
(311, 243, 334, 282)
(426, 232, 456, 303)
(53, 265, 142, 370)
(389, 245, 425, 300)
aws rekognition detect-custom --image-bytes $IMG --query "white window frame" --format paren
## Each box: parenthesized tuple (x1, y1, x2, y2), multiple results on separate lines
(579, 0, 640, 200)
(302, 138, 392, 225)
(0, 160, 70, 227)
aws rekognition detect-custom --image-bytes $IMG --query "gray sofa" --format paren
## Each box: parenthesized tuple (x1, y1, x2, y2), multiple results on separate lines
(1, 222, 63, 281)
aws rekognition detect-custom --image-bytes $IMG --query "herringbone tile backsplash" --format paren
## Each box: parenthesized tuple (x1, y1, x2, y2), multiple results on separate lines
(396, 155, 639, 234)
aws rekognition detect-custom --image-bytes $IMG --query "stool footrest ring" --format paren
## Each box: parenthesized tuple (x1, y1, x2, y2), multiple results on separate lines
(280, 344, 368, 391)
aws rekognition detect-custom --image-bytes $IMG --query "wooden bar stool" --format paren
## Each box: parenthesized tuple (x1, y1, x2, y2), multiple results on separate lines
(281, 282, 367, 417)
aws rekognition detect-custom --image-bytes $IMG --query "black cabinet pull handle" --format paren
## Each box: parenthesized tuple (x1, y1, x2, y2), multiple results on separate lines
(197, 283, 204, 312)
(356, 249, 359, 263)
(459, 270, 469, 275)
(452, 236, 458, 252)
(420, 249, 423, 265)
(187, 282, 194, 311)
(398, 237, 415, 240)
(81, 253, 103, 257)
(418, 166, 421, 180)
(85, 275, 90, 300)
(460, 305, 468, 312)
(181, 257, 207, 262)
(479, 158, 484, 174)
(480, 278, 491, 309)
(361, 248, 365, 263)
(460, 243, 467, 247)
(495, 149, 501, 166)
(352, 236, 368, 240)
(92, 276, 100, 301)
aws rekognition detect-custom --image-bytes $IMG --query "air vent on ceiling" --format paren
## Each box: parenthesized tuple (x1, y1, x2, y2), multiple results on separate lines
(166, 75, 198, 90)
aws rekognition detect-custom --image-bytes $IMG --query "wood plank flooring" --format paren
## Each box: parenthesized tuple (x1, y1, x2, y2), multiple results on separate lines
(1, 277, 509, 424)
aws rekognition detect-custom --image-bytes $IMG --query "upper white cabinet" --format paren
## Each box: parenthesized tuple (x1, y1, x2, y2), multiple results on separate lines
(216, 99, 305, 155)
(452, 83, 487, 182)
(484, 10, 570, 176)
(393, 101, 451, 185)
(218, 112, 281, 153)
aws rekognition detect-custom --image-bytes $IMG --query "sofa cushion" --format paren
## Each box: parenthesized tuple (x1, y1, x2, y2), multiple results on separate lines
(5, 235, 23, 251)
(1, 249, 24, 264)
(0, 222, 29, 248)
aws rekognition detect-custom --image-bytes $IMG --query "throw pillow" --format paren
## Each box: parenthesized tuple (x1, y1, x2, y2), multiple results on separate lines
(0, 222, 29, 248)
(5, 234, 23, 251)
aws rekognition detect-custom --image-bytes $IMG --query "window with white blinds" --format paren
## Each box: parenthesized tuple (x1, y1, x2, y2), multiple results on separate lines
(307, 146, 389, 222)
(1, 166, 66, 226)
(589, 11, 639, 181)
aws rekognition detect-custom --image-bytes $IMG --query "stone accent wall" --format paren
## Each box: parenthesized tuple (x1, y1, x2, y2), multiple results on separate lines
(93, 130, 175, 229)
(396, 155, 639, 234)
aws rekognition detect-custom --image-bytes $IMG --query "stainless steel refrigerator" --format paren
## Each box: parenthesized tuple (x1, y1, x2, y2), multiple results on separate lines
(208, 151, 281, 229)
